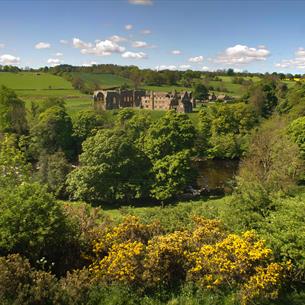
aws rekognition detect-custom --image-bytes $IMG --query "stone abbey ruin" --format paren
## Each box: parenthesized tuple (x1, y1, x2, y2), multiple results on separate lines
(93, 89, 194, 113)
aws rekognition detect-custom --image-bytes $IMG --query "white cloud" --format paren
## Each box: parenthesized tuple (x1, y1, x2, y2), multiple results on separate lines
(72, 38, 92, 49)
(35, 42, 51, 49)
(55, 52, 63, 57)
(202, 66, 210, 71)
(125, 24, 133, 31)
(47, 58, 62, 65)
(172, 50, 181, 55)
(216, 44, 270, 65)
(82, 61, 98, 67)
(109, 35, 127, 43)
(0, 44, 5, 49)
(155, 64, 193, 71)
(60, 39, 68, 44)
(189, 55, 204, 63)
(80, 39, 126, 56)
(155, 65, 177, 71)
(0, 54, 20, 65)
(141, 29, 151, 35)
(296, 47, 305, 58)
(128, 0, 153, 5)
(132, 41, 148, 48)
(122, 51, 147, 59)
(73, 38, 125, 56)
(275, 48, 305, 70)
(179, 64, 191, 70)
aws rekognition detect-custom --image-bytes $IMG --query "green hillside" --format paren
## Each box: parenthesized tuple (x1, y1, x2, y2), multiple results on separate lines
(0, 72, 91, 114)
(0, 72, 73, 90)
(68, 72, 132, 89)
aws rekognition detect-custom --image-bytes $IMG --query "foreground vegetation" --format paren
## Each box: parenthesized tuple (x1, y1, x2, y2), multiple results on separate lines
(1, 70, 305, 304)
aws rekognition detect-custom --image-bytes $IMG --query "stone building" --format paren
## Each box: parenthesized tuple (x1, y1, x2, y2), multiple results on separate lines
(93, 89, 145, 111)
(141, 91, 193, 113)
(93, 89, 194, 113)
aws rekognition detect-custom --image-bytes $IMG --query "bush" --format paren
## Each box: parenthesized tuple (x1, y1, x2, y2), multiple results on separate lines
(0, 254, 58, 305)
(87, 216, 288, 304)
(0, 183, 76, 274)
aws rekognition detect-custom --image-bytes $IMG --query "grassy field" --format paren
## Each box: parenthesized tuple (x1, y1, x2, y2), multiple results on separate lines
(0, 72, 91, 114)
(0, 72, 73, 90)
(65, 196, 229, 225)
(68, 72, 132, 89)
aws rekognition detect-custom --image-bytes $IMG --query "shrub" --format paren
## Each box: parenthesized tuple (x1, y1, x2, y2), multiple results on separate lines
(0, 254, 58, 305)
(187, 231, 289, 305)
(0, 183, 76, 274)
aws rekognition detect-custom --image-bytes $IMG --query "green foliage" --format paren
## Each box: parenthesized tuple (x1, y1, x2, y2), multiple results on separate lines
(151, 150, 194, 201)
(288, 116, 305, 158)
(246, 78, 278, 117)
(261, 197, 305, 280)
(193, 83, 209, 100)
(223, 118, 304, 231)
(0, 134, 31, 188)
(72, 109, 105, 151)
(67, 129, 152, 203)
(0, 86, 27, 134)
(37, 151, 72, 198)
(30, 105, 74, 159)
(0, 183, 70, 266)
(37, 96, 66, 113)
(197, 103, 258, 158)
(143, 110, 196, 161)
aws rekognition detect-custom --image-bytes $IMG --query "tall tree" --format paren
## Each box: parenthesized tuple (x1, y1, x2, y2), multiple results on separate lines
(193, 83, 209, 100)
(67, 129, 152, 203)
(30, 106, 74, 159)
(143, 110, 196, 161)
(0, 86, 27, 135)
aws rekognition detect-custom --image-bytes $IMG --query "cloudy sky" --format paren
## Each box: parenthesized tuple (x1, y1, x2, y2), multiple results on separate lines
(1, 0, 305, 73)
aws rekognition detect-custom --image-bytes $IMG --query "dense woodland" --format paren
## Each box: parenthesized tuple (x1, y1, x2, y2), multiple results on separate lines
(0, 70, 305, 304)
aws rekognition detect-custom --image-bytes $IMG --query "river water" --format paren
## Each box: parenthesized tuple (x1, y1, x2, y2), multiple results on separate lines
(193, 159, 239, 190)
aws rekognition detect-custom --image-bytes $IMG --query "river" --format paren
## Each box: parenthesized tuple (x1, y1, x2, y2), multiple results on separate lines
(193, 159, 239, 191)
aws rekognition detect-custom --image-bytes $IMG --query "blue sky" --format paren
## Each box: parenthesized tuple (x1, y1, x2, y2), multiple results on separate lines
(1, 0, 305, 73)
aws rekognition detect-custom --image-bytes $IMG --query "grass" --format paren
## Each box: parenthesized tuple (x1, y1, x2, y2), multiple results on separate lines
(0, 72, 73, 90)
(17, 89, 85, 98)
(68, 72, 132, 89)
(0, 72, 93, 114)
(64, 196, 229, 225)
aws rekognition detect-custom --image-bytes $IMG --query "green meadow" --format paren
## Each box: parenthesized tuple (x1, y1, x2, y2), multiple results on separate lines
(0, 72, 72, 90)
(67, 72, 133, 89)
(0, 72, 91, 114)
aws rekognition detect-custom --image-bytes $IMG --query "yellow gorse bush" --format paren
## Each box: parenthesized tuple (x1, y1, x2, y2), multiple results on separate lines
(143, 230, 191, 286)
(90, 241, 145, 284)
(92, 215, 162, 258)
(89, 216, 289, 304)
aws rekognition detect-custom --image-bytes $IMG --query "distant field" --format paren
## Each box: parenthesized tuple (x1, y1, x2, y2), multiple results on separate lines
(0, 72, 73, 90)
(202, 75, 261, 97)
(0, 72, 92, 113)
(22, 96, 92, 115)
(68, 72, 132, 89)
